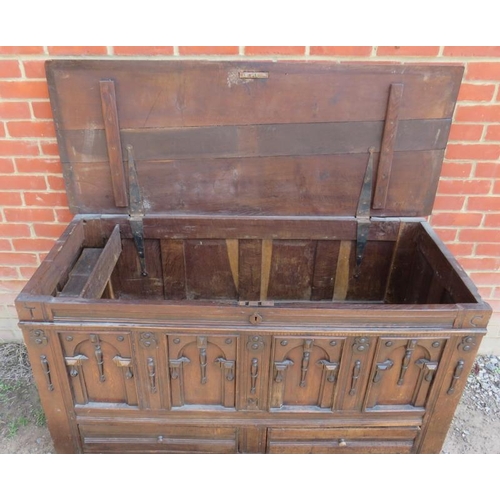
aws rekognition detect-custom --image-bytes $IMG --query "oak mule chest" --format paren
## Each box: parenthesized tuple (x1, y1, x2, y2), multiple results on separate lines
(16, 60, 491, 454)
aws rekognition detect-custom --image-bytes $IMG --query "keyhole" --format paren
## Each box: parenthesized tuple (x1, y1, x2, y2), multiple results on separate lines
(249, 312, 263, 325)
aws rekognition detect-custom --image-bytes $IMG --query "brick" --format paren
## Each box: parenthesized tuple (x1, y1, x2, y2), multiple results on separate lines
(113, 46, 174, 55)
(0, 267, 18, 279)
(437, 179, 491, 195)
(0, 46, 43, 55)
(0, 123, 4, 137)
(47, 46, 107, 55)
(446, 144, 500, 160)
(468, 196, 500, 211)
(245, 46, 305, 55)
(0, 80, 49, 99)
(0, 60, 21, 78)
(0, 140, 39, 157)
(0, 102, 31, 119)
(494, 288, 500, 299)
(448, 124, 484, 141)
(476, 162, 500, 177)
(31, 101, 53, 120)
(0, 223, 31, 237)
(1, 192, 23, 206)
(0, 252, 37, 266)
(445, 243, 474, 256)
(178, 46, 238, 55)
(15, 158, 62, 174)
(460, 229, 500, 243)
(0, 158, 14, 173)
(434, 228, 457, 241)
(24, 191, 68, 207)
(19, 267, 37, 280)
(7, 120, 56, 138)
(0, 174, 46, 190)
(458, 257, 500, 271)
(23, 60, 46, 79)
(431, 212, 483, 227)
(47, 175, 65, 190)
(376, 46, 439, 56)
(485, 125, 500, 141)
(310, 46, 372, 56)
(40, 142, 60, 156)
(0, 240, 12, 251)
(478, 286, 494, 298)
(4, 208, 55, 222)
(494, 182, 500, 195)
(444, 47, 500, 57)
(458, 83, 496, 102)
(469, 272, 500, 285)
(440, 162, 473, 177)
(476, 243, 500, 256)
(0, 280, 25, 293)
(433, 195, 466, 211)
(55, 208, 73, 222)
(13, 238, 58, 252)
(485, 299, 500, 311)
(484, 214, 500, 227)
(455, 105, 500, 122)
(467, 63, 500, 81)
(33, 223, 67, 238)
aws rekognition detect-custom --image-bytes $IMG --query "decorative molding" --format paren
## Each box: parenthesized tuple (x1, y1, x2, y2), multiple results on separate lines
(373, 359, 394, 383)
(246, 336, 265, 353)
(169, 356, 190, 380)
(250, 358, 259, 394)
(40, 355, 54, 391)
(147, 357, 156, 393)
(197, 336, 208, 384)
(352, 337, 370, 353)
(113, 355, 133, 379)
(458, 336, 476, 353)
(139, 332, 157, 349)
(30, 329, 48, 346)
(317, 360, 339, 383)
(299, 339, 314, 387)
(94, 345, 105, 382)
(215, 357, 235, 382)
(398, 339, 417, 385)
(349, 360, 361, 396)
(274, 360, 294, 383)
(65, 354, 88, 378)
(416, 358, 438, 383)
(447, 359, 465, 395)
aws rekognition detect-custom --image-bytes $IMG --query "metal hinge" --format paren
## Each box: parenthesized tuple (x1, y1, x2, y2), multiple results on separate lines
(127, 145, 147, 276)
(238, 300, 275, 307)
(354, 147, 375, 276)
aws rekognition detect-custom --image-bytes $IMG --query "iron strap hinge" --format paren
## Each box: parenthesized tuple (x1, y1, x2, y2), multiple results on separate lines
(127, 145, 148, 277)
(355, 148, 375, 274)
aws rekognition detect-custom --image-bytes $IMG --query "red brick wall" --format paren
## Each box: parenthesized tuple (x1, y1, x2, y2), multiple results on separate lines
(1, 46, 499, 351)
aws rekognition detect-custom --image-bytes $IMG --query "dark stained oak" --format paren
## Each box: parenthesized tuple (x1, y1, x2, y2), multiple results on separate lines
(16, 60, 491, 454)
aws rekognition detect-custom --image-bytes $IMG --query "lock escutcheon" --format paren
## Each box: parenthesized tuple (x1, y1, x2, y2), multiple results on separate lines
(249, 312, 263, 325)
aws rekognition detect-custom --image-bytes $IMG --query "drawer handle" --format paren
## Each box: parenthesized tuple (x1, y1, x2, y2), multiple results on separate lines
(40, 355, 54, 391)
(250, 358, 258, 394)
(215, 357, 235, 381)
(147, 357, 156, 393)
(349, 360, 361, 395)
(447, 359, 465, 395)
(274, 359, 294, 383)
(317, 360, 339, 383)
(338, 439, 347, 447)
(398, 340, 417, 386)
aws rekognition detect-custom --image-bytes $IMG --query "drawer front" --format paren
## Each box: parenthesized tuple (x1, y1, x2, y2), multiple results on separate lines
(80, 424, 238, 453)
(267, 427, 419, 454)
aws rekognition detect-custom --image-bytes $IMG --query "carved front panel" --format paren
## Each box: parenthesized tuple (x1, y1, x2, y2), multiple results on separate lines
(59, 331, 137, 406)
(270, 337, 345, 410)
(168, 335, 237, 408)
(364, 337, 447, 411)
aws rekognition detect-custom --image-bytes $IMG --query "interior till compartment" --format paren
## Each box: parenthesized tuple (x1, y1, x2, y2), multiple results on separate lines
(49, 219, 477, 306)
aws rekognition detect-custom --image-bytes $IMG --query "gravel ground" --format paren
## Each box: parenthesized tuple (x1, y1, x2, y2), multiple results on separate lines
(0, 343, 499, 454)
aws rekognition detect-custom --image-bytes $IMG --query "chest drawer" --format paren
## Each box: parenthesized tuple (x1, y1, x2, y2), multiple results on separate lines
(79, 423, 238, 453)
(266, 426, 419, 454)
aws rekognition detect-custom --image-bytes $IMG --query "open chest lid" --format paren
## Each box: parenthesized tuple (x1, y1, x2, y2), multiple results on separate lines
(47, 60, 463, 218)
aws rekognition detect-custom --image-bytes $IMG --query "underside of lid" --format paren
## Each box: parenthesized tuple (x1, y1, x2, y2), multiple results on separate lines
(46, 60, 463, 217)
